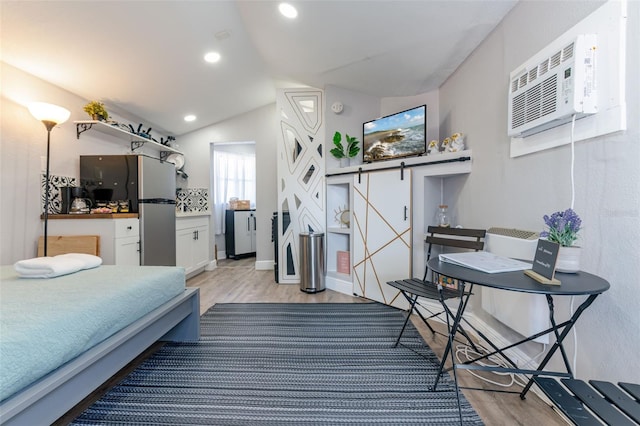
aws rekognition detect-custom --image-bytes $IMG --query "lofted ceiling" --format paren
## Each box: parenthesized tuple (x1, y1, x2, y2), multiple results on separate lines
(1, 0, 516, 136)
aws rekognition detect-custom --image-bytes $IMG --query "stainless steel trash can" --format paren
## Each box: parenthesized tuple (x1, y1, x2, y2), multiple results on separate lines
(299, 232, 325, 293)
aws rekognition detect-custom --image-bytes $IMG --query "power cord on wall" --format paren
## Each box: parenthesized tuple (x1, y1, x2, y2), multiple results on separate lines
(569, 113, 578, 376)
(570, 113, 576, 211)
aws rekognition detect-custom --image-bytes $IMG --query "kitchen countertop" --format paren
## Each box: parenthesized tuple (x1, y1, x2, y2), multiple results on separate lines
(45, 212, 211, 219)
(43, 213, 139, 219)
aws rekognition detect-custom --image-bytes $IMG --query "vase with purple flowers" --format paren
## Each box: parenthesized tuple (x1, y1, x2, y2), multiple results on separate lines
(540, 208, 582, 273)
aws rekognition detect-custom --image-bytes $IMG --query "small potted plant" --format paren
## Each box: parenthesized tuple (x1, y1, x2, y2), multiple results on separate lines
(540, 208, 582, 273)
(83, 101, 109, 121)
(329, 131, 360, 167)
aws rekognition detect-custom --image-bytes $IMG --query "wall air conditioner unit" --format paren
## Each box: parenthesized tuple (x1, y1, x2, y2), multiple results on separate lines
(508, 34, 597, 138)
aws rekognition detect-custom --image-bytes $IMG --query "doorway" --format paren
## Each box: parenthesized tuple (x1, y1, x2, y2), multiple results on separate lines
(210, 142, 256, 260)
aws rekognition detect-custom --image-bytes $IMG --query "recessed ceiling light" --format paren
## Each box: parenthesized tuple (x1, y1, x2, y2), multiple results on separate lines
(204, 52, 221, 63)
(278, 3, 298, 19)
(184, 115, 196, 122)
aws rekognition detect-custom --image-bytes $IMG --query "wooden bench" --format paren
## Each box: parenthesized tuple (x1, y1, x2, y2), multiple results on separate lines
(534, 377, 640, 425)
(37, 235, 100, 257)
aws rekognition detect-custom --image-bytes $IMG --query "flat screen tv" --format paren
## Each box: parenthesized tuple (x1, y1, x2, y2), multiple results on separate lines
(362, 105, 426, 163)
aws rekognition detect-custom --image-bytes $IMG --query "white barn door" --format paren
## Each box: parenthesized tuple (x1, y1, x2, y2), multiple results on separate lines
(352, 169, 412, 308)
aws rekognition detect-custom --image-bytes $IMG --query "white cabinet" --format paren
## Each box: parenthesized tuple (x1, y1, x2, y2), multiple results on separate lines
(225, 210, 256, 258)
(46, 217, 140, 265)
(176, 216, 210, 276)
(113, 219, 141, 265)
(352, 169, 412, 308)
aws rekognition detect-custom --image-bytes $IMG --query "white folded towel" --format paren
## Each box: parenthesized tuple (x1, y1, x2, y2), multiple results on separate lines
(14, 253, 103, 278)
(56, 253, 103, 269)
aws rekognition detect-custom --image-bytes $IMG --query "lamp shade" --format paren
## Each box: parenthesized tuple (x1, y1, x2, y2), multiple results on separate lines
(28, 102, 71, 125)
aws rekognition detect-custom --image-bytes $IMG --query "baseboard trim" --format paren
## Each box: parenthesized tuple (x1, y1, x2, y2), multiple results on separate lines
(255, 260, 274, 271)
(326, 275, 352, 294)
(204, 260, 217, 271)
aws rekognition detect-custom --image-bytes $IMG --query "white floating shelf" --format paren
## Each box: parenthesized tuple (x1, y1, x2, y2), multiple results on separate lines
(74, 120, 183, 156)
(327, 226, 350, 234)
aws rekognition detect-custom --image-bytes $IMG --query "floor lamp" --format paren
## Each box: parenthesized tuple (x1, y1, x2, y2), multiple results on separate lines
(28, 102, 71, 257)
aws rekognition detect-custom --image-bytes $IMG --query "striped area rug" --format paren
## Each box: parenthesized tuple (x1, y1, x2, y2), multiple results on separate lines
(71, 303, 483, 425)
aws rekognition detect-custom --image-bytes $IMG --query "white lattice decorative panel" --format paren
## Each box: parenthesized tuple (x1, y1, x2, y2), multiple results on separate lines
(276, 89, 325, 284)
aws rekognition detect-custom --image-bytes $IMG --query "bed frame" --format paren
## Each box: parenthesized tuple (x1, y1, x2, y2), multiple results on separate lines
(0, 287, 200, 425)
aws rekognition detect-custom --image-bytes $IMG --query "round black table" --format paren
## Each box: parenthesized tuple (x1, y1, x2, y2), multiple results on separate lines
(427, 258, 610, 295)
(426, 257, 610, 399)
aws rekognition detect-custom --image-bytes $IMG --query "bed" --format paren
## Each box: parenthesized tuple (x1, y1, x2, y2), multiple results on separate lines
(0, 264, 200, 425)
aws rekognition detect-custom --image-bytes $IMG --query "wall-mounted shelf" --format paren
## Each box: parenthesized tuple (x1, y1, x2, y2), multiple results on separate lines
(74, 120, 182, 159)
(326, 149, 472, 177)
(326, 226, 350, 234)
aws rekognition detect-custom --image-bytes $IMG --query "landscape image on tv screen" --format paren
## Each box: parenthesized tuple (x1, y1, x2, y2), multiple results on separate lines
(363, 105, 426, 163)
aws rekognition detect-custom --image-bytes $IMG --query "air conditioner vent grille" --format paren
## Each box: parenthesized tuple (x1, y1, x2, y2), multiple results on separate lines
(562, 42, 575, 61)
(541, 75, 558, 116)
(539, 59, 549, 76)
(511, 93, 526, 128)
(525, 84, 542, 122)
(513, 41, 580, 93)
(519, 74, 528, 88)
(487, 227, 539, 240)
(511, 74, 558, 127)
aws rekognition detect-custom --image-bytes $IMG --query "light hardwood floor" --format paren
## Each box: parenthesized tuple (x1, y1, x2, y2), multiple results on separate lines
(58, 258, 569, 425)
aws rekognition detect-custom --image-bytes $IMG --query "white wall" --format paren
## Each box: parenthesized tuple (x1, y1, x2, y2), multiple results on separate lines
(324, 86, 440, 170)
(439, 1, 640, 383)
(325, 85, 380, 169)
(176, 104, 278, 265)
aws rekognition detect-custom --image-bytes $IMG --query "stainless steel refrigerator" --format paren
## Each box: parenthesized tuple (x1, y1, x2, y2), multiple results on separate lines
(80, 154, 176, 266)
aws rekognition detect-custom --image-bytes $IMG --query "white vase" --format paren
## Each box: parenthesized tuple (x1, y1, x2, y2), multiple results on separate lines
(556, 246, 581, 273)
(340, 158, 350, 168)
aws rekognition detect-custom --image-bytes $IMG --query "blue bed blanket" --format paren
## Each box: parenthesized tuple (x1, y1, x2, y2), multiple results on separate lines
(0, 265, 186, 402)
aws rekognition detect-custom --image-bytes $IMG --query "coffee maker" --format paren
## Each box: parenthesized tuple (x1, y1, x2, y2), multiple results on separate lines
(59, 186, 80, 214)
(61, 186, 91, 214)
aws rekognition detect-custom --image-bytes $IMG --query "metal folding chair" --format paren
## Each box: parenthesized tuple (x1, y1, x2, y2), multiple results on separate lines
(387, 226, 486, 347)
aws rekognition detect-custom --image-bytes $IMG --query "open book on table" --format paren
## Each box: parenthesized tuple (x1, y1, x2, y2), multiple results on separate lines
(438, 251, 532, 274)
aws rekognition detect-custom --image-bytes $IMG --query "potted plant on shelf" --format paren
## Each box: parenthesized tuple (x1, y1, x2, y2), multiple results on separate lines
(329, 131, 360, 167)
(540, 208, 582, 273)
(83, 101, 109, 121)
